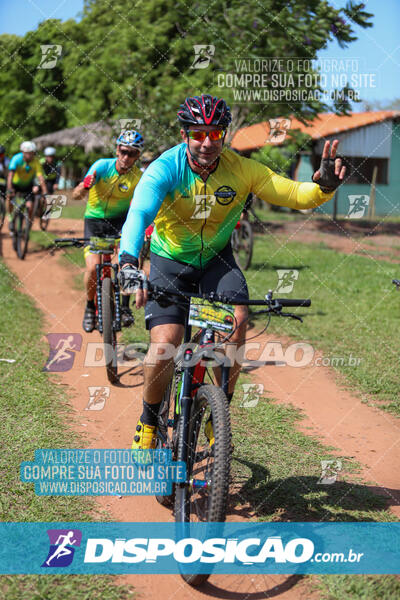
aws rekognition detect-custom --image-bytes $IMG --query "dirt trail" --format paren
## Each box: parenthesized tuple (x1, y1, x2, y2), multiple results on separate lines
(1, 218, 399, 599)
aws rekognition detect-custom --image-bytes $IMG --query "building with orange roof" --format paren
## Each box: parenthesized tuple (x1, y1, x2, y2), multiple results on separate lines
(231, 111, 400, 216)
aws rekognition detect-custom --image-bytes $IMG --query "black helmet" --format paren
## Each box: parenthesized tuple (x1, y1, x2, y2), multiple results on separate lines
(0, 145, 5, 154)
(177, 94, 232, 128)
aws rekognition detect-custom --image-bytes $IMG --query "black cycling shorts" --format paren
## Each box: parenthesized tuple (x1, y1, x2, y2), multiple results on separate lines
(145, 243, 249, 330)
(84, 216, 127, 240)
(13, 184, 34, 202)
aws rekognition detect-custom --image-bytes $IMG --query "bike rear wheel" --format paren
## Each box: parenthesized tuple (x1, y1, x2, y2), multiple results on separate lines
(232, 220, 253, 270)
(174, 384, 231, 586)
(101, 277, 118, 384)
(15, 208, 30, 260)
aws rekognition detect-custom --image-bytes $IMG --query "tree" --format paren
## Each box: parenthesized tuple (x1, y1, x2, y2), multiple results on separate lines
(0, 1, 373, 156)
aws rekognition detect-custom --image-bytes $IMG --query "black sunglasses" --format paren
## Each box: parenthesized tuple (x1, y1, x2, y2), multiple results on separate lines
(119, 149, 137, 157)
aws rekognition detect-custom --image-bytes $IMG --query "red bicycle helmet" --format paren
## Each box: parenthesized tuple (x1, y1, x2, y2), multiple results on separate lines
(177, 94, 232, 128)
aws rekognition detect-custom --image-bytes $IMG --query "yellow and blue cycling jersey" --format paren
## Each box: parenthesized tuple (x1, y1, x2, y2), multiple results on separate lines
(9, 152, 43, 188)
(84, 158, 142, 219)
(120, 143, 334, 268)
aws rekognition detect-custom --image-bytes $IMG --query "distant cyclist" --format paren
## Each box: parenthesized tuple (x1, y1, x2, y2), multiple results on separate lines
(73, 130, 144, 333)
(6, 141, 47, 228)
(41, 146, 61, 194)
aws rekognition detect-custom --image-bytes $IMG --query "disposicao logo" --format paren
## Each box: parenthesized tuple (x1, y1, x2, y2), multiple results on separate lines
(42, 529, 82, 567)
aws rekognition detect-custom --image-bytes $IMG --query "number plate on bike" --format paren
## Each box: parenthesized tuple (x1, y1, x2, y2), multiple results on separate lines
(89, 236, 118, 252)
(188, 298, 235, 332)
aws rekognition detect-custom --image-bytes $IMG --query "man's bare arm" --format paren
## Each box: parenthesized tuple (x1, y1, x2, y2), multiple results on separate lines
(6, 170, 14, 191)
(37, 174, 47, 195)
(72, 181, 89, 201)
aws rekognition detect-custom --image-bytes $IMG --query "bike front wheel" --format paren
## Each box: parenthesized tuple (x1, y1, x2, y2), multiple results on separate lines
(232, 220, 253, 270)
(15, 208, 30, 260)
(174, 384, 231, 586)
(101, 277, 118, 384)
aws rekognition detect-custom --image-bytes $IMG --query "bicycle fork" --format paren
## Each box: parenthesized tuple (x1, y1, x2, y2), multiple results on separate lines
(176, 328, 225, 493)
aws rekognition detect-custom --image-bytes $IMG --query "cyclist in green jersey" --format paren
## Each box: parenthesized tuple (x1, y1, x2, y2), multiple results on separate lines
(73, 130, 144, 332)
(119, 94, 346, 450)
(7, 141, 47, 228)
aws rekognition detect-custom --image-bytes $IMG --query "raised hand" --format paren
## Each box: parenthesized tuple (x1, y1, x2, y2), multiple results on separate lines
(83, 170, 97, 189)
(312, 140, 346, 192)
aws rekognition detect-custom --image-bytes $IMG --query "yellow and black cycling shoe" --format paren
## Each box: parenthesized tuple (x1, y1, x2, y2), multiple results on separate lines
(131, 419, 157, 450)
(82, 306, 96, 333)
(121, 307, 135, 328)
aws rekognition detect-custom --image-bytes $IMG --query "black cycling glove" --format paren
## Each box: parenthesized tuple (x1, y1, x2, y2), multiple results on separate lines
(314, 157, 343, 193)
(119, 251, 139, 269)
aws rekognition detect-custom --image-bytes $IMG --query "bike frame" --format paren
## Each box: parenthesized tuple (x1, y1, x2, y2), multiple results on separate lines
(168, 314, 231, 484)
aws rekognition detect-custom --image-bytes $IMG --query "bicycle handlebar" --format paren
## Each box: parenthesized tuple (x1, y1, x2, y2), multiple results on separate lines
(118, 268, 311, 308)
(150, 285, 310, 308)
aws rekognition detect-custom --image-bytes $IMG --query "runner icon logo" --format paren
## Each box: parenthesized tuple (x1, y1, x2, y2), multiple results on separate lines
(42, 195, 67, 220)
(191, 45, 215, 69)
(43, 333, 82, 372)
(38, 45, 62, 69)
(275, 269, 299, 294)
(240, 383, 264, 408)
(268, 118, 291, 144)
(119, 119, 142, 133)
(85, 386, 110, 411)
(42, 529, 82, 567)
(318, 460, 342, 485)
(192, 195, 216, 219)
(347, 195, 370, 219)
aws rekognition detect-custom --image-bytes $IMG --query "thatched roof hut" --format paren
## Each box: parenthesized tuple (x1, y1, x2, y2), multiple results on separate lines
(33, 121, 113, 152)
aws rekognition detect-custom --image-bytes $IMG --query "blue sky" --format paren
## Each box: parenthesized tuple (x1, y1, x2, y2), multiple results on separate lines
(1, 0, 399, 107)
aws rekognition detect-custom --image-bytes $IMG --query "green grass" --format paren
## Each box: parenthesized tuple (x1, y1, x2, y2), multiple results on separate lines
(245, 234, 400, 415)
(0, 259, 135, 597)
(61, 203, 86, 219)
(312, 574, 400, 599)
(231, 378, 392, 522)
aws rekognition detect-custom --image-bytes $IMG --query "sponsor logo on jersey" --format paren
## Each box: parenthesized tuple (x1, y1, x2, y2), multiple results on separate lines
(214, 185, 237, 206)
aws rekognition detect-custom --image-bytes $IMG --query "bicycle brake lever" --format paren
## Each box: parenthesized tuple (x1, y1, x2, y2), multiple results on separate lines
(280, 312, 303, 322)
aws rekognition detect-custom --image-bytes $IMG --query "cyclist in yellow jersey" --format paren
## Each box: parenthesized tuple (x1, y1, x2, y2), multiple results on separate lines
(119, 95, 346, 449)
(7, 141, 47, 229)
(73, 130, 143, 332)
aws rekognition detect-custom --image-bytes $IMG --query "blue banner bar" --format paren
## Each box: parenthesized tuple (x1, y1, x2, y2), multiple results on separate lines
(0, 522, 398, 574)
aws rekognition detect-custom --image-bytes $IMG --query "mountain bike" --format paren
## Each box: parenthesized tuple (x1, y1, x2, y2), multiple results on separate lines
(231, 204, 264, 271)
(54, 237, 122, 384)
(231, 218, 253, 270)
(120, 268, 310, 585)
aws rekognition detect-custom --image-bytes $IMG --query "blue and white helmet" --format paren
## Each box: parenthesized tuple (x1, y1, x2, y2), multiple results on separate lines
(116, 130, 144, 152)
